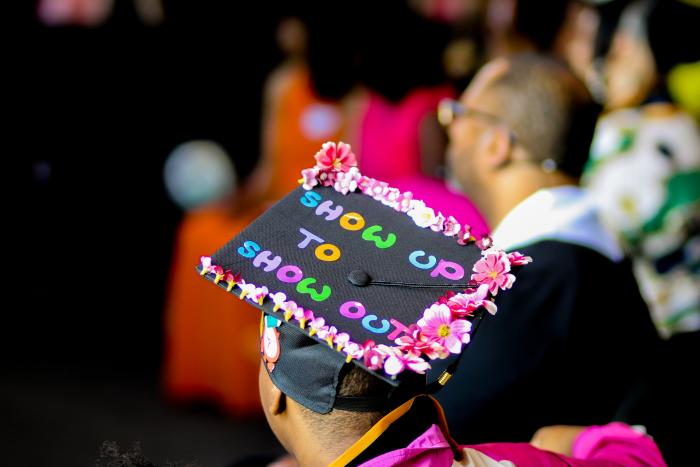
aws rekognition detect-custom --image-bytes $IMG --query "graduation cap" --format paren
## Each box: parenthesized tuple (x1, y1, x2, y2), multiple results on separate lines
(197, 142, 530, 413)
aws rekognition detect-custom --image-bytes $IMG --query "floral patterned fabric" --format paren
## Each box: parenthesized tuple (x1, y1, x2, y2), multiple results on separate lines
(584, 104, 700, 336)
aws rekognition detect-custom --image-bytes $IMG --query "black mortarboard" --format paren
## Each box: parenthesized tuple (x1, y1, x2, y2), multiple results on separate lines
(197, 142, 530, 413)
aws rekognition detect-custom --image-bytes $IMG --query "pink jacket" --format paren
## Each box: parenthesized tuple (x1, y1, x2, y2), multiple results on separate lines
(360, 423, 666, 467)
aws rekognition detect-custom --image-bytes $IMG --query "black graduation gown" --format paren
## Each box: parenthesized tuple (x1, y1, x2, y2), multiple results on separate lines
(436, 240, 660, 443)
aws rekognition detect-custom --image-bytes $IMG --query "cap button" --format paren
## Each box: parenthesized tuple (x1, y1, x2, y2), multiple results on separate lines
(348, 270, 371, 287)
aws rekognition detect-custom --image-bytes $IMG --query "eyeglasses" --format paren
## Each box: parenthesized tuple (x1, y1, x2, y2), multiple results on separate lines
(438, 98, 517, 144)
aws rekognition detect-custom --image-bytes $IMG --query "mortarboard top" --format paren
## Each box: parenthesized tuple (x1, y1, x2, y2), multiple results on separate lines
(197, 142, 531, 413)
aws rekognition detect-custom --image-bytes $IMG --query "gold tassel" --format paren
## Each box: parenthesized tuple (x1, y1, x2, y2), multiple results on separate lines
(437, 371, 453, 386)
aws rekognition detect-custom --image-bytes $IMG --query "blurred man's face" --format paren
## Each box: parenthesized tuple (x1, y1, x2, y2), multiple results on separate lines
(605, 29, 656, 110)
(446, 59, 509, 207)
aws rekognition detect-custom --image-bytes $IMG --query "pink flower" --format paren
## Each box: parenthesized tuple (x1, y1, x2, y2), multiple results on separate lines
(224, 271, 241, 292)
(457, 225, 473, 245)
(364, 348, 385, 371)
(417, 304, 472, 354)
(239, 282, 257, 300)
(199, 256, 213, 275)
(334, 332, 350, 351)
(443, 216, 461, 237)
(317, 325, 338, 347)
(280, 300, 299, 321)
(314, 141, 357, 172)
(408, 205, 437, 228)
(357, 176, 373, 193)
(301, 167, 319, 190)
(334, 166, 361, 195)
(379, 187, 401, 207)
(447, 284, 498, 317)
(482, 298, 498, 315)
(343, 341, 364, 362)
(308, 317, 328, 337)
(380, 346, 431, 376)
(269, 292, 287, 312)
(507, 251, 533, 266)
(471, 251, 515, 295)
(437, 291, 456, 305)
(395, 191, 415, 212)
(248, 286, 269, 305)
(293, 307, 314, 329)
(211, 265, 225, 284)
(430, 212, 446, 232)
(395, 331, 449, 360)
(361, 340, 385, 370)
(476, 235, 493, 250)
(363, 179, 389, 200)
(317, 170, 336, 187)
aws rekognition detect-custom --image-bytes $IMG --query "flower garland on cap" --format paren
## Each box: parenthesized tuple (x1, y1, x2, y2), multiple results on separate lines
(200, 141, 531, 378)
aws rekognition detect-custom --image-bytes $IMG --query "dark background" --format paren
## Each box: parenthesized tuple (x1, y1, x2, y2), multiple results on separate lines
(7, 2, 457, 463)
(8, 2, 286, 465)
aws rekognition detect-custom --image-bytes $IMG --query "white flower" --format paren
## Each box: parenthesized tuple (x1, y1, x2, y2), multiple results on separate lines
(408, 205, 436, 228)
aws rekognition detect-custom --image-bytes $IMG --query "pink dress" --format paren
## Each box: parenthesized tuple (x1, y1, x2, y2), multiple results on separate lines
(358, 86, 490, 238)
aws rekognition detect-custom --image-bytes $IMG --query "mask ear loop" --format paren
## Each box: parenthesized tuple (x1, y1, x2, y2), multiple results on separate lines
(426, 308, 487, 394)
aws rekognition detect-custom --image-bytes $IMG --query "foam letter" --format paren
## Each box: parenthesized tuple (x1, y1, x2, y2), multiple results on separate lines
(252, 250, 282, 272)
(430, 259, 465, 281)
(315, 200, 344, 221)
(361, 315, 391, 334)
(237, 240, 261, 258)
(339, 212, 366, 231)
(361, 225, 397, 249)
(300, 191, 322, 208)
(296, 278, 332, 302)
(409, 250, 437, 270)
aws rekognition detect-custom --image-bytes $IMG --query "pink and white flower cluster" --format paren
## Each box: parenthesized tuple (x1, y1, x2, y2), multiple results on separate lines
(200, 256, 242, 292)
(300, 141, 489, 247)
(470, 249, 532, 295)
(199, 256, 437, 377)
(301, 141, 358, 190)
(200, 248, 529, 378)
(392, 299, 477, 369)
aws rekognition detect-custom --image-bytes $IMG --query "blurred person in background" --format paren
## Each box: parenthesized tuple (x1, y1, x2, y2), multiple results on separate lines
(482, 0, 571, 58)
(248, 3, 360, 204)
(436, 52, 659, 444)
(352, 0, 490, 238)
(578, 0, 700, 463)
(163, 3, 362, 418)
(37, 0, 164, 27)
(585, 0, 700, 336)
(411, 0, 488, 92)
(163, 140, 265, 417)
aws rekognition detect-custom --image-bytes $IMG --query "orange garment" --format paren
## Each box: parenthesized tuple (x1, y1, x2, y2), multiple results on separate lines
(163, 204, 264, 417)
(263, 64, 346, 200)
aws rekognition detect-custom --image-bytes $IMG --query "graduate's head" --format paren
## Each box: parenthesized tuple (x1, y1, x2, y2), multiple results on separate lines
(195, 141, 530, 463)
(442, 53, 600, 223)
(257, 318, 425, 463)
